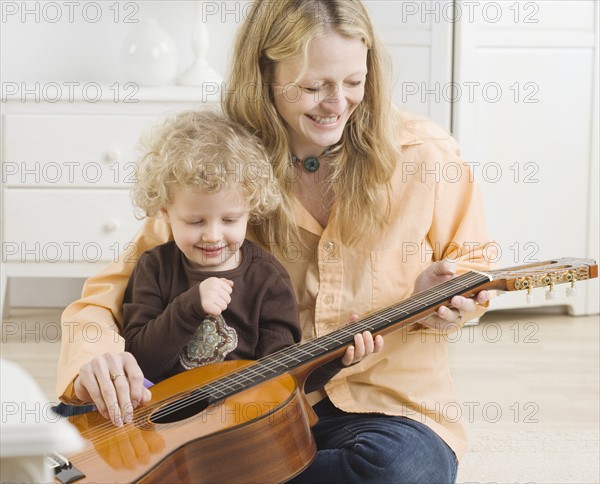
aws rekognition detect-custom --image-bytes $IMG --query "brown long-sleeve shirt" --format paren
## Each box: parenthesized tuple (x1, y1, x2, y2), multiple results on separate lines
(122, 240, 302, 382)
(121, 240, 344, 388)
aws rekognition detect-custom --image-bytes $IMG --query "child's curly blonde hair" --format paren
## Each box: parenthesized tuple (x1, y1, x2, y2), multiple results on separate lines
(132, 110, 280, 222)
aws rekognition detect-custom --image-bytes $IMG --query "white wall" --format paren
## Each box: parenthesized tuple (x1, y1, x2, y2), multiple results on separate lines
(1, 0, 450, 125)
(1, 1, 238, 83)
(453, 0, 599, 314)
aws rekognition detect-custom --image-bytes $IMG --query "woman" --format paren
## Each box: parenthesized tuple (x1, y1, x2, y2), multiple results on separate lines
(57, 1, 493, 482)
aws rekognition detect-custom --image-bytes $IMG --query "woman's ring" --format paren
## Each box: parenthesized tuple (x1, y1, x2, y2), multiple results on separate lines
(110, 374, 125, 381)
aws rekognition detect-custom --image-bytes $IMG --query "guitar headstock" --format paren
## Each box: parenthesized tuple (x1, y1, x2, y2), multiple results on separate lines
(485, 258, 598, 296)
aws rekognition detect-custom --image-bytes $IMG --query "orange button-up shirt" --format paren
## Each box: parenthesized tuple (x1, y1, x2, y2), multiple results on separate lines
(58, 112, 494, 460)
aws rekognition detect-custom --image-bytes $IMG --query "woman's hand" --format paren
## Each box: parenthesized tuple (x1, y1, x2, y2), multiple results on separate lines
(74, 351, 151, 426)
(413, 260, 490, 327)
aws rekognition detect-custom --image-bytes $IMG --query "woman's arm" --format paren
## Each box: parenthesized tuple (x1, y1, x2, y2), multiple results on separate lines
(411, 122, 495, 328)
(57, 217, 171, 425)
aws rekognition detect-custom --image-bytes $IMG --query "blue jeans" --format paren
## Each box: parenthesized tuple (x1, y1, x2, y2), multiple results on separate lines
(288, 398, 458, 484)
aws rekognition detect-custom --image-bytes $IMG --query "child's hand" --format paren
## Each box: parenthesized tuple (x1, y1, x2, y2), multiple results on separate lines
(341, 331, 384, 366)
(199, 277, 234, 316)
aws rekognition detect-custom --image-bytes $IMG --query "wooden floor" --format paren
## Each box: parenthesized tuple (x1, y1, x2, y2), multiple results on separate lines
(2, 307, 64, 402)
(450, 309, 599, 432)
(2, 306, 598, 432)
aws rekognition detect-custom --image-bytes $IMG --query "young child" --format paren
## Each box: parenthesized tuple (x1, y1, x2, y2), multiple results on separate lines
(122, 110, 302, 382)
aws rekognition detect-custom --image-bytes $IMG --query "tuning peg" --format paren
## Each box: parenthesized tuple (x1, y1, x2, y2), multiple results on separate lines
(545, 277, 556, 300)
(566, 283, 578, 297)
(526, 288, 533, 304)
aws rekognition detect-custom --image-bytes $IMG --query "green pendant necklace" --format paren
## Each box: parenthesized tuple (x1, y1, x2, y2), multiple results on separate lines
(291, 148, 331, 173)
(291, 155, 319, 172)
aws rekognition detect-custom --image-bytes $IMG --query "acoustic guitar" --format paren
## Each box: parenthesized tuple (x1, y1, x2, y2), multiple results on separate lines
(49, 258, 597, 483)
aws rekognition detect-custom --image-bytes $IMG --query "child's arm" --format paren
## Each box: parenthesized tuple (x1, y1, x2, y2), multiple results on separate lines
(305, 331, 384, 393)
(253, 271, 303, 357)
(254, 268, 383, 393)
(122, 252, 210, 381)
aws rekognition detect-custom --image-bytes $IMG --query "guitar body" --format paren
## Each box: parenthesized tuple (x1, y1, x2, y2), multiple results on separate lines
(65, 360, 317, 483)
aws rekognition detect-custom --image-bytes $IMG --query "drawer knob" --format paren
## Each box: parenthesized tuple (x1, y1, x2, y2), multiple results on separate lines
(105, 149, 122, 162)
(104, 220, 121, 233)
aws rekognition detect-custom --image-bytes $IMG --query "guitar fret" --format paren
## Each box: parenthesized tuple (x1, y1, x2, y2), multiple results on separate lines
(119, 259, 598, 455)
(190, 271, 493, 405)
(294, 346, 319, 358)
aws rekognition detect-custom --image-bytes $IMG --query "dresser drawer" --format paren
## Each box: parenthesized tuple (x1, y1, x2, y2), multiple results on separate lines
(3, 188, 146, 262)
(2, 114, 158, 187)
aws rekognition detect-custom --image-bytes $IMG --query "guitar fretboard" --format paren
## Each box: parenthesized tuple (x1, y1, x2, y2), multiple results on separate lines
(154, 270, 491, 414)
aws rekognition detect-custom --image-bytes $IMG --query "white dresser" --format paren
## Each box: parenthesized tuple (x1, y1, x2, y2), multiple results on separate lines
(1, 85, 218, 313)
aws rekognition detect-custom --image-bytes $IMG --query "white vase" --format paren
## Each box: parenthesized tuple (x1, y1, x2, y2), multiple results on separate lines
(121, 18, 178, 87)
(177, 0, 222, 86)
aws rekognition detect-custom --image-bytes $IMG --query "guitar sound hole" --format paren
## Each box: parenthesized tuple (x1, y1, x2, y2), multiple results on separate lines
(150, 390, 212, 424)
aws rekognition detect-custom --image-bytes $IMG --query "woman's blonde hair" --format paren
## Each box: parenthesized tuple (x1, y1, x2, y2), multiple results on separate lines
(223, 0, 400, 248)
(132, 110, 280, 222)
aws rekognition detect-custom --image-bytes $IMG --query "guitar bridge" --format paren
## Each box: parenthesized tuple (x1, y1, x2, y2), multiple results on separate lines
(46, 452, 85, 484)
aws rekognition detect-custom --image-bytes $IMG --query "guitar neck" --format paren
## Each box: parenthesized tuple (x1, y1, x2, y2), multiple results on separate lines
(203, 270, 494, 402)
(148, 257, 596, 426)
(176, 257, 597, 406)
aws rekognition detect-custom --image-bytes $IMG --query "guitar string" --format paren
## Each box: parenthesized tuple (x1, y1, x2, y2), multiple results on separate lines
(63, 263, 597, 468)
(68, 271, 490, 465)
(69, 271, 490, 464)
(59, 262, 595, 470)
(72, 261, 589, 441)
(138, 271, 489, 423)
(68, 272, 491, 464)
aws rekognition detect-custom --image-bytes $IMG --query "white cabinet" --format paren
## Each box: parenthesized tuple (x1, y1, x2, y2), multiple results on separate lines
(453, 0, 599, 315)
(3, 189, 141, 263)
(1, 87, 217, 312)
(4, 114, 154, 187)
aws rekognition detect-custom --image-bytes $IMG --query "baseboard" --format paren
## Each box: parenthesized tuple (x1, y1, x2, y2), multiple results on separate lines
(7, 277, 85, 309)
